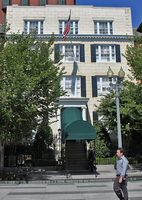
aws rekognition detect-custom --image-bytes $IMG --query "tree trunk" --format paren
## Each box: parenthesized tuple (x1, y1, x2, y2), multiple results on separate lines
(0, 140, 4, 174)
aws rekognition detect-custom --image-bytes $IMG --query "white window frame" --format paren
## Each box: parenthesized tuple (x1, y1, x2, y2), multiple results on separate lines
(24, 20, 44, 34)
(59, 44, 80, 62)
(94, 21, 113, 35)
(97, 76, 117, 96)
(61, 76, 81, 97)
(96, 45, 115, 63)
(59, 21, 79, 35)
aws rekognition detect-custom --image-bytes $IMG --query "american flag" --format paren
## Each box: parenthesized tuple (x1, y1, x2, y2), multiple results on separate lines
(63, 10, 71, 41)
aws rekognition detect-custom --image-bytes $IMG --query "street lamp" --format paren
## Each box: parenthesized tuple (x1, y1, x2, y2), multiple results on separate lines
(58, 128, 61, 160)
(107, 67, 125, 148)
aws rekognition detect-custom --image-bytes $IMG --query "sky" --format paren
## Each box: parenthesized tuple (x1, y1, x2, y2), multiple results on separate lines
(76, 0, 142, 28)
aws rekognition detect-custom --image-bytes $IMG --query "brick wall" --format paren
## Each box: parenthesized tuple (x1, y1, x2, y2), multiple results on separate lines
(30, 0, 39, 6)
(66, 0, 74, 5)
(12, 0, 20, 4)
(48, 0, 57, 5)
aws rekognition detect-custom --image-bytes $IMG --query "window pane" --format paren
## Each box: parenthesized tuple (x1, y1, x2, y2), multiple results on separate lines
(96, 46, 99, 62)
(101, 46, 110, 61)
(65, 45, 74, 61)
(69, 21, 73, 34)
(94, 22, 97, 34)
(4, 0, 9, 6)
(102, 77, 110, 94)
(59, 21, 63, 34)
(24, 21, 27, 34)
(99, 22, 108, 35)
(59, 0, 65, 4)
(65, 77, 75, 96)
(61, 76, 81, 97)
(76, 45, 80, 62)
(30, 21, 38, 34)
(76, 77, 81, 97)
(59, 20, 78, 35)
(94, 21, 113, 35)
(110, 22, 113, 34)
(40, 21, 43, 34)
(22, 0, 27, 5)
(111, 45, 115, 61)
(75, 21, 78, 34)
(40, 0, 46, 5)
(24, 20, 43, 34)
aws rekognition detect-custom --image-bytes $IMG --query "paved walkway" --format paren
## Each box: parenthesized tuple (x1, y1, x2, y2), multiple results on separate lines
(2, 165, 142, 184)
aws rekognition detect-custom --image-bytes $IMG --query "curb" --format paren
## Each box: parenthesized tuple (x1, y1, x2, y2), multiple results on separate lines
(0, 176, 142, 184)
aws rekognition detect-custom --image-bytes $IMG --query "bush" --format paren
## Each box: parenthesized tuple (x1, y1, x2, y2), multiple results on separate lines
(95, 156, 117, 165)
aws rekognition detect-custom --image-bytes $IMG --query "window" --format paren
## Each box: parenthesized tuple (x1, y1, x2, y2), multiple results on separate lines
(61, 76, 81, 97)
(21, 0, 30, 6)
(59, 21, 78, 35)
(91, 44, 121, 63)
(94, 21, 113, 35)
(55, 44, 85, 62)
(59, 45, 80, 62)
(24, 20, 44, 34)
(3, 0, 11, 7)
(97, 76, 117, 96)
(39, 0, 48, 6)
(57, 0, 66, 5)
(96, 45, 115, 62)
(92, 76, 117, 97)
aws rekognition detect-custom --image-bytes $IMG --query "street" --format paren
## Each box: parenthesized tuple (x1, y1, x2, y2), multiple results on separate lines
(0, 180, 141, 200)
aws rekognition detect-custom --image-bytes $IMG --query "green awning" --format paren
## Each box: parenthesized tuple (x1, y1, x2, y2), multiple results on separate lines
(61, 107, 97, 141)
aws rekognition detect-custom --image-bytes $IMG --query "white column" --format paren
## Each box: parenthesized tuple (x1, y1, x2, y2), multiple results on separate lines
(82, 106, 87, 121)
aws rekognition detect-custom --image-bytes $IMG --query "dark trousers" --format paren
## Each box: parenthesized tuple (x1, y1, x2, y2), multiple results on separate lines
(89, 160, 94, 171)
(113, 176, 128, 200)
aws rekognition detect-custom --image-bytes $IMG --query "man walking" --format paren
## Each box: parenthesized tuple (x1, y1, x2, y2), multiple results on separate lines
(88, 146, 95, 172)
(113, 147, 129, 200)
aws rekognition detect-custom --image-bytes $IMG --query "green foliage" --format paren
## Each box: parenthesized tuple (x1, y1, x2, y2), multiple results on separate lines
(123, 34, 142, 81)
(0, 26, 66, 146)
(95, 156, 117, 165)
(94, 34, 142, 154)
(91, 121, 113, 157)
(0, 173, 27, 181)
(34, 122, 53, 152)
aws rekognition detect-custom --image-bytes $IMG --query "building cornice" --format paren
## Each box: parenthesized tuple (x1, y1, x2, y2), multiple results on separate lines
(58, 98, 89, 102)
(6, 34, 134, 42)
(37, 34, 134, 42)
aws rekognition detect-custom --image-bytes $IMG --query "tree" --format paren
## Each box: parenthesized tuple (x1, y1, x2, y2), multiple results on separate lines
(94, 91, 134, 154)
(0, 27, 66, 173)
(91, 121, 113, 158)
(94, 34, 142, 154)
(34, 121, 53, 152)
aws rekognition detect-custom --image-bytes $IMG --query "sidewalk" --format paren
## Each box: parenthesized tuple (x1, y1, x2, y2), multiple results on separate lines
(1, 165, 142, 184)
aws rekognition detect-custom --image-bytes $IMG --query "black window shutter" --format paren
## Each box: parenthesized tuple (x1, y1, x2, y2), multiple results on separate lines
(46, 0, 48, 4)
(57, 0, 59, 4)
(92, 76, 97, 97)
(80, 44, 85, 62)
(116, 45, 121, 62)
(91, 44, 96, 62)
(81, 76, 86, 97)
(64, 0, 66, 4)
(54, 44, 60, 62)
(93, 112, 98, 124)
(28, 0, 30, 5)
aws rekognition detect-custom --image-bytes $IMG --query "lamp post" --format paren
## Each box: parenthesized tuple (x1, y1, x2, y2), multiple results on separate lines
(58, 128, 61, 160)
(107, 67, 125, 148)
